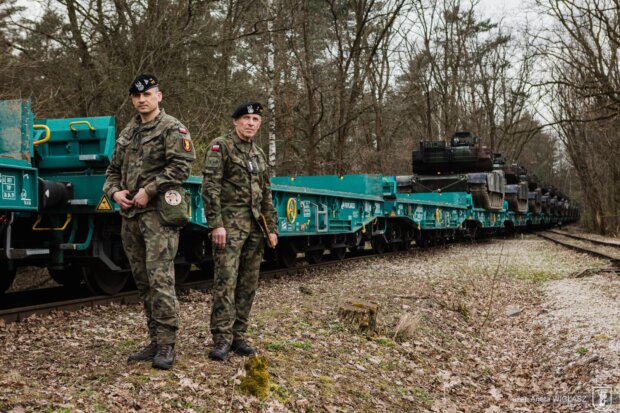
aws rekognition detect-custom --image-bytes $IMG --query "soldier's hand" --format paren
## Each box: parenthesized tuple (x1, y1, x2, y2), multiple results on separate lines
(268, 233, 278, 248)
(112, 190, 134, 211)
(133, 188, 150, 208)
(212, 227, 227, 249)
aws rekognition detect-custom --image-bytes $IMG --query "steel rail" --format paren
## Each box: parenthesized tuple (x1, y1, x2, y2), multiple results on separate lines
(547, 229, 620, 249)
(537, 232, 620, 266)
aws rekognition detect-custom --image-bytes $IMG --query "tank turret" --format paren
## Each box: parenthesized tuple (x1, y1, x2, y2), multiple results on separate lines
(409, 132, 505, 211)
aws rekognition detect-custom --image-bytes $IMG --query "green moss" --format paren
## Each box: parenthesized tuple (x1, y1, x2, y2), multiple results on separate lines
(374, 336, 396, 346)
(577, 347, 589, 356)
(269, 383, 290, 403)
(239, 355, 270, 400)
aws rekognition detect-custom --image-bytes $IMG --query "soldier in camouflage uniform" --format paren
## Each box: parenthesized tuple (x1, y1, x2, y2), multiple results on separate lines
(103, 74, 195, 370)
(201, 101, 278, 361)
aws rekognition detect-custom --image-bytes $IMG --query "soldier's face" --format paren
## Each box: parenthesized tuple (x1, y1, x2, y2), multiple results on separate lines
(234, 114, 261, 141)
(131, 88, 162, 116)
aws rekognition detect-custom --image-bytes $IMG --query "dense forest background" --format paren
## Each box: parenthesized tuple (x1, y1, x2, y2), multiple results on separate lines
(0, 0, 618, 234)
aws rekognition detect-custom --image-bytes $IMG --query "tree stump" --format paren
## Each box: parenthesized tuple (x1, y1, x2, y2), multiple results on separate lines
(338, 299, 380, 334)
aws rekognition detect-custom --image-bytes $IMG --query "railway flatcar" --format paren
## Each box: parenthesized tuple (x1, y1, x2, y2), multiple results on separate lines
(0, 100, 579, 295)
(0, 99, 206, 294)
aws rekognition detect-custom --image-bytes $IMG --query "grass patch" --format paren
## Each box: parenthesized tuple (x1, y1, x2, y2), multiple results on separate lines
(506, 266, 560, 282)
(114, 339, 138, 353)
(265, 342, 286, 352)
(577, 347, 589, 356)
(374, 336, 396, 346)
(264, 340, 312, 352)
(270, 383, 290, 403)
(412, 386, 433, 405)
(328, 322, 346, 333)
(288, 340, 312, 350)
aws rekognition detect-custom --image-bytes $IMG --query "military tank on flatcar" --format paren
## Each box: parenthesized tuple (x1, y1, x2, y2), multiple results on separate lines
(409, 131, 505, 211)
(527, 176, 542, 215)
(502, 163, 529, 214)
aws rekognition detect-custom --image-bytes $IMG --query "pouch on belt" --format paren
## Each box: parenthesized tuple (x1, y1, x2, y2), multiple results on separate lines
(157, 187, 190, 227)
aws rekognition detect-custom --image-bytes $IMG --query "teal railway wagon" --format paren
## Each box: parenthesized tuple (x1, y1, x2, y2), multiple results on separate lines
(0, 100, 38, 212)
(270, 175, 389, 266)
(0, 99, 205, 294)
(0, 98, 580, 297)
(0, 100, 39, 292)
(384, 175, 514, 243)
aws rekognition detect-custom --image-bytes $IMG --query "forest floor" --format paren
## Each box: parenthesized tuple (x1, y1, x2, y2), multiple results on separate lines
(1, 231, 619, 413)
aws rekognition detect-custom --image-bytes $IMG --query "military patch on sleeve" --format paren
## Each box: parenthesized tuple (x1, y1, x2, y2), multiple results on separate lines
(212, 144, 220, 151)
(182, 138, 192, 152)
(179, 127, 188, 134)
(207, 157, 221, 167)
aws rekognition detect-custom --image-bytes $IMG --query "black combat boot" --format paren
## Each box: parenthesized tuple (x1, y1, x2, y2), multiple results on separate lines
(127, 341, 158, 362)
(231, 338, 257, 356)
(152, 344, 175, 370)
(208, 340, 231, 361)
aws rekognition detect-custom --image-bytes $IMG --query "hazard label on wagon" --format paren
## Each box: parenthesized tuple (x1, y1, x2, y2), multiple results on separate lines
(96, 194, 113, 211)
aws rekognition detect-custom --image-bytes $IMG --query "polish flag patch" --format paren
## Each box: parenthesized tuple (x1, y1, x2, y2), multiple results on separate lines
(212, 144, 220, 151)
(179, 127, 187, 134)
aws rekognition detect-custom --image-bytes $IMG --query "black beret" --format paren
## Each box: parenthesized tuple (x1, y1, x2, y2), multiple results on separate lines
(129, 74, 159, 94)
(232, 102, 264, 118)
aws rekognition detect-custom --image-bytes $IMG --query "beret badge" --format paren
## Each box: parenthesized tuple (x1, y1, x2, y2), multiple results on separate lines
(129, 74, 159, 94)
(232, 101, 263, 118)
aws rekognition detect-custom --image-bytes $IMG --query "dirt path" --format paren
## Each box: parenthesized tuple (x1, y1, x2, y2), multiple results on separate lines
(532, 272, 620, 411)
(0, 235, 617, 412)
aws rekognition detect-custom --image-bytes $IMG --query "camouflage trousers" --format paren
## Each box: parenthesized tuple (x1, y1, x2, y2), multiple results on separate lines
(210, 218, 264, 344)
(121, 210, 180, 345)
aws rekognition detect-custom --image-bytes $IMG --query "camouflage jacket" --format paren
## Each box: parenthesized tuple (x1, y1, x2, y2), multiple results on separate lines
(201, 131, 277, 234)
(104, 109, 196, 218)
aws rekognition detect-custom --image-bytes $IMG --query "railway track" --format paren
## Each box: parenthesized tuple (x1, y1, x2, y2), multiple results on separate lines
(0, 249, 407, 323)
(537, 230, 620, 266)
(547, 229, 620, 248)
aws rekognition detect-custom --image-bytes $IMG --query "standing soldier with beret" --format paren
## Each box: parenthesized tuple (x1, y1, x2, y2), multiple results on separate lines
(202, 101, 278, 361)
(103, 74, 196, 370)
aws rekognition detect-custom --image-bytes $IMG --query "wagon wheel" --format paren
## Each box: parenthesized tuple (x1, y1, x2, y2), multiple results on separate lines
(305, 249, 324, 264)
(83, 263, 129, 295)
(417, 234, 429, 248)
(0, 261, 16, 293)
(399, 240, 412, 251)
(174, 263, 191, 285)
(48, 264, 84, 288)
(277, 242, 298, 268)
(347, 230, 364, 252)
(330, 247, 347, 260)
(371, 237, 387, 254)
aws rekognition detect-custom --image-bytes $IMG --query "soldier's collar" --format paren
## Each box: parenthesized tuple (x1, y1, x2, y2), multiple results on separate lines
(232, 131, 253, 152)
(134, 109, 166, 130)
